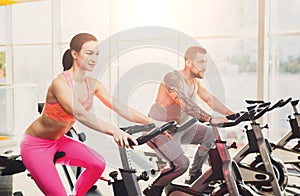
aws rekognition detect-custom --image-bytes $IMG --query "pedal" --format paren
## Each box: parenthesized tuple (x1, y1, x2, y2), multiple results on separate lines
(13, 191, 24, 196)
(202, 185, 215, 194)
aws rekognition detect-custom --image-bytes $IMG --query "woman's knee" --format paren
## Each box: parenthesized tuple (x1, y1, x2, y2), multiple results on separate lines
(89, 156, 106, 174)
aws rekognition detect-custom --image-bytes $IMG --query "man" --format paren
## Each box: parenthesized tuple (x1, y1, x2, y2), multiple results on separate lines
(143, 46, 234, 195)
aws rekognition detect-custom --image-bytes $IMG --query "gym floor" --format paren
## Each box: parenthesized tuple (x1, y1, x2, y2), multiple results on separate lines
(1, 138, 300, 196)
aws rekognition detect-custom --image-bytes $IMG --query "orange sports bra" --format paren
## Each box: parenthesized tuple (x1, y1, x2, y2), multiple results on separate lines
(43, 71, 93, 123)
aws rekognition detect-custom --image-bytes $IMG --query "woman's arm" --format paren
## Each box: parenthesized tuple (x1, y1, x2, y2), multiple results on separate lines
(51, 77, 137, 148)
(94, 80, 151, 124)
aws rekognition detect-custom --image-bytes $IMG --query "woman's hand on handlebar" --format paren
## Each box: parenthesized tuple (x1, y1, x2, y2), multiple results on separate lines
(113, 129, 138, 149)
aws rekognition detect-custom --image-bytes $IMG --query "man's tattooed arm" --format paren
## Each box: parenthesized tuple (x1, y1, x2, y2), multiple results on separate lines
(163, 71, 211, 122)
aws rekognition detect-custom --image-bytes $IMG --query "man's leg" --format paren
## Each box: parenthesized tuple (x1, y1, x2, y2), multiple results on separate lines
(181, 124, 214, 184)
(185, 148, 208, 184)
(143, 133, 189, 196)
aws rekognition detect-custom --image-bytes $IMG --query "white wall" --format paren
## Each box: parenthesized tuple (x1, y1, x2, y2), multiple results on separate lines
(0, 0, 299, 144)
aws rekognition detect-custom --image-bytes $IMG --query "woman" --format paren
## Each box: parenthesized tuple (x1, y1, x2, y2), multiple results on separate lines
(20, 33, 153, 196)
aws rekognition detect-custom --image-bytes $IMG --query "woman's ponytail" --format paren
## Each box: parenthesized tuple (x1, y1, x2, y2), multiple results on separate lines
(62, 49, 73, 71)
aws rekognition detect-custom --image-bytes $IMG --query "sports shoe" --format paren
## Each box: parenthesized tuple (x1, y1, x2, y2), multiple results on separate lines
(184, 170, 202, 185)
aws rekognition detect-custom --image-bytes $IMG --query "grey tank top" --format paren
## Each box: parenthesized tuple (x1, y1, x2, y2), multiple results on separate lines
(149, 71, 198, 125)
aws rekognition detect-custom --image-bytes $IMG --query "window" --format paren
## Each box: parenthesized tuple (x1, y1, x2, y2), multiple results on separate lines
(268, 0, 300, 141)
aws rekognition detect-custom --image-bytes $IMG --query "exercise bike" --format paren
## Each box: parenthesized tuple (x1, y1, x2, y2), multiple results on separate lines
(101, 120, 178, 196)
(245, 98, 300, 194)
(233, 99, 289, 195)
(270, 99, 300, 172)
(0, 150, 26, 196)
(164, 111, 257, 196)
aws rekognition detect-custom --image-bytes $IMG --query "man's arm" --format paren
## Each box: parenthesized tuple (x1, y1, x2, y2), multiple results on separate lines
(196, 81, 234, 116)
(163, 72, 211, 122)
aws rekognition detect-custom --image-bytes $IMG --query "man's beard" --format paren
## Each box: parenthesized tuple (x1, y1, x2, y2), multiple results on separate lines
(194, 71, 204, 79)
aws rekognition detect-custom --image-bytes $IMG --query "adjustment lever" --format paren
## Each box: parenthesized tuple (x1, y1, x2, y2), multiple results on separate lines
(137, 171, 149, 181)
(261, 124, 269, 129)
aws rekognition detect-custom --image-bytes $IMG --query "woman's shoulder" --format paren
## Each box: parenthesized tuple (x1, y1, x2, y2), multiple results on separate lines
(50, 73, 68, 88)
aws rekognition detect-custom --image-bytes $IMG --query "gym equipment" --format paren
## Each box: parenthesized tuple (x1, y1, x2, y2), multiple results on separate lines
(104, 120, 178, 196)
(233, 99, 289, 195)
(164, 112, 257, 196)
(270, 99, 300, 171)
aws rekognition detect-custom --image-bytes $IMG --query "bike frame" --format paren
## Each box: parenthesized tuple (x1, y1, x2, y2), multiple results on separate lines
(271, 100, 300, 164)
(108, 121, 177, 196)
(233, 101, 287, 195)
(166, 114, 254, 196)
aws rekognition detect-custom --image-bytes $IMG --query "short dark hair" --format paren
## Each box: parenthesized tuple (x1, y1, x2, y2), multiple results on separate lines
(184, 46, 207, 62)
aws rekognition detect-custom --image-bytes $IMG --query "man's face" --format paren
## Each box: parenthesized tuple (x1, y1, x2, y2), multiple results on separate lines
(189, 52, 208, 79)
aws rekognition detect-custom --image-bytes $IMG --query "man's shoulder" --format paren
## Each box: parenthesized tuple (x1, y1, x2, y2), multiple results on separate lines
(164, 70, 181, 79)
(163, 70, 184, 89)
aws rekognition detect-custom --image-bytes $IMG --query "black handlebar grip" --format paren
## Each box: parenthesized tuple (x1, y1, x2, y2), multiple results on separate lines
(216, 111, 252, 128)
(291, 100, 299, 106)
(129, 121, 177, 146)
(245, 100, 265, 104)
(128, 139, 137, 146)
(268, 99, 283, 111)
(121, 123, 156, 133)
(226, 113, 241, 121)
(279, 97, 292, 107)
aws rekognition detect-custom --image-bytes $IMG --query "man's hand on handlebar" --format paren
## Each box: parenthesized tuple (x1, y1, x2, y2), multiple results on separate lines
(210, 111, 245, 125)
(209, 116, 228, 125)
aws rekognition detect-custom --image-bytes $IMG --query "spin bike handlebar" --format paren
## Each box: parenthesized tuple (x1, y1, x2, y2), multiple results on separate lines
(242, 98, 292, 122)
(121, 121, 177, 146)
(246, 98, 292, 110)
(213, 99, 286, 128)
(214, 110, 255, 128)
(121, 123, 156, 135)
(291, 99, 299, 107)
(279, 97, 292, 107)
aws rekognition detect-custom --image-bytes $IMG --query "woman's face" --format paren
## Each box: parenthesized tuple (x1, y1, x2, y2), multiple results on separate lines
(76, 40, 99, 71)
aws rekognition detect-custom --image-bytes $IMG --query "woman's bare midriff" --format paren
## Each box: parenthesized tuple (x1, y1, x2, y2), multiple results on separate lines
(25, 115, 75, 140)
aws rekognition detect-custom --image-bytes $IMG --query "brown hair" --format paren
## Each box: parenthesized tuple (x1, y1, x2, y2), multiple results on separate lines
(62, 33, 98, 71)
(184, 46, 207, 62)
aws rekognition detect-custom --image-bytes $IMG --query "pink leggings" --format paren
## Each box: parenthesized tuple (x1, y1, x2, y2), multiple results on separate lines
(20, 133, 106, 196)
